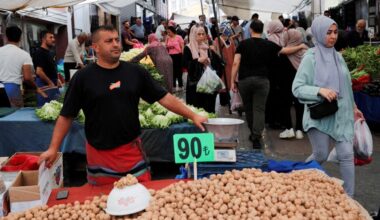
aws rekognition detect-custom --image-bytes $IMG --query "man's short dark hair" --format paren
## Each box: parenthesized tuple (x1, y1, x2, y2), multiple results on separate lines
(92, 25, 117, 43)
(40, 30, 53, 41)
(6, 26, 22, 42)
(231, 16, 239, 21)
(122, 20, 129, 25)
(250, 20, 263, 34)
(252, 13, 259, 20)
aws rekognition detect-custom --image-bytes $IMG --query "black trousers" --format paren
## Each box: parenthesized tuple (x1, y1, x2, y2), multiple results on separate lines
(170, 54, 183, 87)
(64, 62, 79, 82)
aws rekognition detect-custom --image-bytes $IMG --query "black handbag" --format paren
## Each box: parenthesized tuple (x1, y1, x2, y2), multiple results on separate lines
(308, 99, 338, 119)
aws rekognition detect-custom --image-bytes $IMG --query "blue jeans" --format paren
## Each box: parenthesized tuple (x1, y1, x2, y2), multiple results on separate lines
(4, 83, 23, 107)
(306, 128, 355, 197)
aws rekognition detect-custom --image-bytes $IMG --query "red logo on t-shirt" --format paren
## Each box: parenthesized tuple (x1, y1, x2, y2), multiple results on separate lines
(109, 81, 121, 90)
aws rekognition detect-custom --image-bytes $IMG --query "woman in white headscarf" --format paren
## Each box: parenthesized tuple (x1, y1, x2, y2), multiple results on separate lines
(292, 16, 363, 197)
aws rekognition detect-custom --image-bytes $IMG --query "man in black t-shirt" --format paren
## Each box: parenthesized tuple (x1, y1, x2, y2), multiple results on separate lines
(33, 30, 60, 106)
(230, 20, 306, 149)
(39, 26, 207, 185)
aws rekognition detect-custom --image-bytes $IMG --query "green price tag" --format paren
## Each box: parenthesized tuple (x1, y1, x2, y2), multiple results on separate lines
(173, 133, 215, 163)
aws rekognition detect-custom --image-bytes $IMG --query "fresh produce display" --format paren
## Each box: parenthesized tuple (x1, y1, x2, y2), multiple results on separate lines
(362, 80, 380, 96)
(343, 45, 380, 80)
(119, 48, 154, 67)
(138, 100, 216, 129)
(3, 169, 369, 220)
(35, 99, 215, 129)
(119, 48, 163, 85)
(119, 48, 145, 62)
(138, 63, 164, 86)
(35, 100, 85, 123)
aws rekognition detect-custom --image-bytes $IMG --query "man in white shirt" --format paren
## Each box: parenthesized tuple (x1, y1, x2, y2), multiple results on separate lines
(63, 32, 88, 82)
(0, 26, 46, 107)
(155, 19, 167, 42)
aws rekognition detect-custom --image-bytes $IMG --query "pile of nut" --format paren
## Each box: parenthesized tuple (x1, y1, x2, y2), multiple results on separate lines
(114, 174, 139, 189)
(2, 169, 368, 220)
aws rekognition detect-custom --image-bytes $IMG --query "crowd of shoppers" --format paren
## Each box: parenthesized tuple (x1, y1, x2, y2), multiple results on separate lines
(0, 11, 369, 198)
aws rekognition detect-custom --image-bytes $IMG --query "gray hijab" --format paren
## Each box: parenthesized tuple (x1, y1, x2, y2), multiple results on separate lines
(311, 16, 345, 97)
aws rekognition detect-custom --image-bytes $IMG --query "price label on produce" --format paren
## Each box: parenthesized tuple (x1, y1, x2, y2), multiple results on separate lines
(173, 133, 215, 163)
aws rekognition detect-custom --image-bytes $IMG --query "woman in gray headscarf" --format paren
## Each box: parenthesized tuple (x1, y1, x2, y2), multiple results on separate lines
(292, 16, 363, 197)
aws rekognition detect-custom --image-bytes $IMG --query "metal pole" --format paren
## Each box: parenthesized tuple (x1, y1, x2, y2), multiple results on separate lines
(200, 0, 204, 16)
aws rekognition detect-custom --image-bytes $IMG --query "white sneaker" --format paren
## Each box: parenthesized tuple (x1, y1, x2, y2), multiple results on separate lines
(295, 130, 304, 139)
(279, 128, 295, 139)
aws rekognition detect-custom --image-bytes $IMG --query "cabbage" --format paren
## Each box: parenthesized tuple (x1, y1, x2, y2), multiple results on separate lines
(151, 115, 171, 128)
(35, 100, 63, 121)
(35, 100, 85, 123)
(165, 111, 184, 124)
(150, 102, 168, 115)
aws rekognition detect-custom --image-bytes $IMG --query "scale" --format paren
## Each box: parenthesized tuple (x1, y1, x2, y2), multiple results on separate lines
(203, 118, 244, 162)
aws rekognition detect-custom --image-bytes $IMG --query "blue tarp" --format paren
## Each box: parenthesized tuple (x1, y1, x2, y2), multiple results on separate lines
(267, 160, 324, 173)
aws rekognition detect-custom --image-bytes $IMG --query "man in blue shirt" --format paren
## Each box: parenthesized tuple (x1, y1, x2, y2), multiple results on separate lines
(131, 18, 146, 43)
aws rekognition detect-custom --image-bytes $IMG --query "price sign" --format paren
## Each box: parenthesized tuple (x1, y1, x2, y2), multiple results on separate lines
(173, 133, 215, 163)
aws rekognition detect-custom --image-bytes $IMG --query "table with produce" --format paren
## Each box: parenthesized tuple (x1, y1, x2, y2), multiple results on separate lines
(0, 100, 214, 161)
(343, 45, 380, 123)
(2, 169, 372, 219)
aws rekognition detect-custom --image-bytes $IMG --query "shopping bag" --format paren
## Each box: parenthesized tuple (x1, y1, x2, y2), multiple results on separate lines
(230, 91, 243, 111)
(327, 119, 373, 166)
(196, 66, 225, 94)
(327, 148, 338, 163)
(353, 119, 373, 165)
(354, 119, 373, 158)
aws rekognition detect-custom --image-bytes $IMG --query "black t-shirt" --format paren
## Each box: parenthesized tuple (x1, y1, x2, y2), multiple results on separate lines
(347, 30, 369, 48)
(60, 61, 168, 150)
(236, 38, 282, 80)
(32, 47, 57, 83)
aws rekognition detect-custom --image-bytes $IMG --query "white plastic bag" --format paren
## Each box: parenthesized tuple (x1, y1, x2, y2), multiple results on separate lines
(196, 66, 225, 94)
(230, 91, 243, 111)
(327, 148, 338, 163)
(353, 119, 373, 158)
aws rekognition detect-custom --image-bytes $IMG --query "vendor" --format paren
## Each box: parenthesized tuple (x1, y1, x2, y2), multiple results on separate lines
(39, 26, 207, 185)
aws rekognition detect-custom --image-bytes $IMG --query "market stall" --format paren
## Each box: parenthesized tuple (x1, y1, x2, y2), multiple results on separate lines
(3, 169, 372, 219)
(0, 108, 200, 162)
(343, 45, 380, 124)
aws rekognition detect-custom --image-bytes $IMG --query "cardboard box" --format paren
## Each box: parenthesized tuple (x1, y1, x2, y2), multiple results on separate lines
(0, 152, 63, 189)
(8, 165, 52, 213)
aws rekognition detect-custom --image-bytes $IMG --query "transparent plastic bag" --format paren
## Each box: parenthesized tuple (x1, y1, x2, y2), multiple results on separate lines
(327, 119, 373, 166)
(196, 66, 225, 94)
(354, 119, 373, 158)
(327, 148, 338, 163)
(230, 91, 243, 111)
